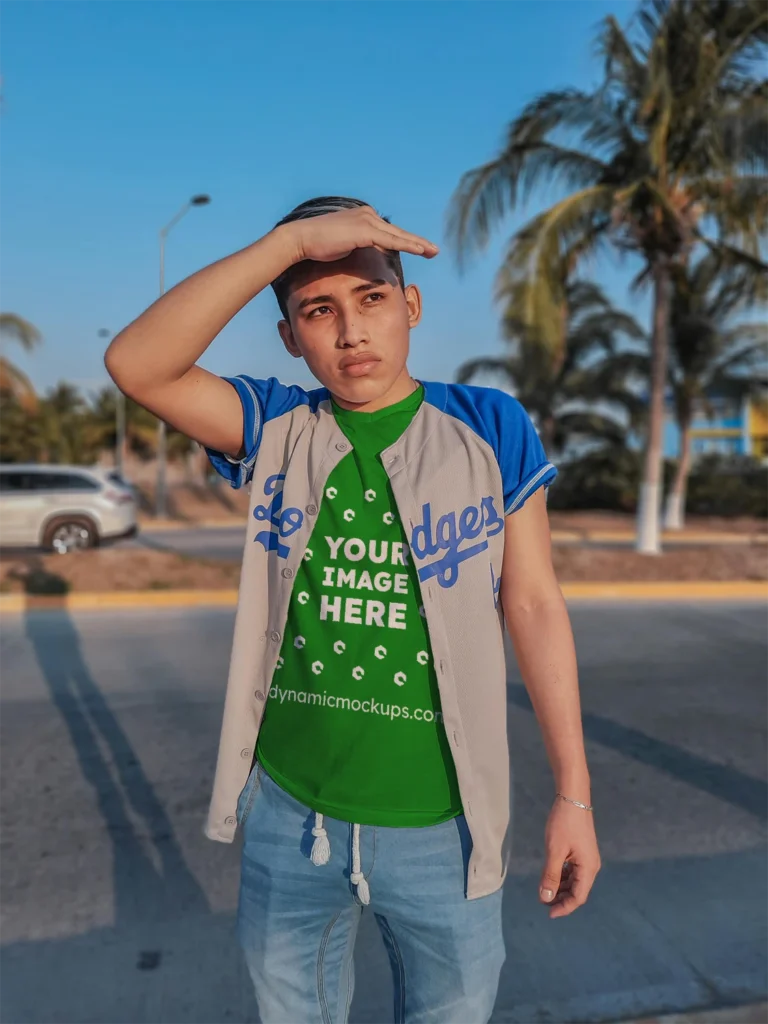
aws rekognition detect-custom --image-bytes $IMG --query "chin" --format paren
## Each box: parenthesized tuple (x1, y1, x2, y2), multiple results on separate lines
(332, 374, 393, 405)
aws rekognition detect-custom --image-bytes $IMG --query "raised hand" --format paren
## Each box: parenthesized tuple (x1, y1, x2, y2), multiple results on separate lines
(287, 205, 439, 265)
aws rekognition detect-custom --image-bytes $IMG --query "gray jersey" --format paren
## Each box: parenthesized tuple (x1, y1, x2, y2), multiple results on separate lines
(205, 377, 556, 899)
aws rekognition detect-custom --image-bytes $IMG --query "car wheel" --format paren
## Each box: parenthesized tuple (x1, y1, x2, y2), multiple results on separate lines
(42, 517, 98, 554)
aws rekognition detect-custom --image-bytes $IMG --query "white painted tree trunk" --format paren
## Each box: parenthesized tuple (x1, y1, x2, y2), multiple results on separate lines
(636, 265, 671, 555)
(663, 490, 684, 531)
(637, 482, 662, 553)
(664, 422, 691, 531)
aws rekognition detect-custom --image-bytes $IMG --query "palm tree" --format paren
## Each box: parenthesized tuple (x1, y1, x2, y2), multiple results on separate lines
(38, 383, 98, 465)
(448, 0, 767, 552)
(0, 313, 41, 410)
(664, 252, 768, 528)
(457, 279, 647, 457)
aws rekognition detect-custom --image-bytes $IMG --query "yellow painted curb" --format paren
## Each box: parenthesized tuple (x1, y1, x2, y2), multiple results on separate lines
(560, 581, 768, 601)
(1, 582, 766, 614)
(0, 589, 239, 613)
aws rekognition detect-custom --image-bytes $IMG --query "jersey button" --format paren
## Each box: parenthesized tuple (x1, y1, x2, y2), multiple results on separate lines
(305, 503, 318, 515)
(240, 748, 251, 759)
(270, 630, 281, 643)
(335, 441, 349, 452)
(254, 690, 266, 701)
(281, 568, 294, 579)
(225, 816, 236, 826)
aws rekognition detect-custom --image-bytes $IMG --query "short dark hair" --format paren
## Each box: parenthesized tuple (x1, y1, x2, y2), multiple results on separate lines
(270, 196, 405, 320)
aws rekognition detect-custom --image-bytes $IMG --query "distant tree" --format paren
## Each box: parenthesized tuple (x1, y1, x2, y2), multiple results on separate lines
(664, 253, 767, 528)
(457, 279, 646, 458)
(0, 313, 41, 410)
(449, 0, 768, 551)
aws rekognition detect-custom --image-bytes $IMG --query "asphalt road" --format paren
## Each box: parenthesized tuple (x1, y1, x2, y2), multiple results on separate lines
(128, 525, 767, 563)
(130, 527, 246, 562)
(1, 604, 766, 1024)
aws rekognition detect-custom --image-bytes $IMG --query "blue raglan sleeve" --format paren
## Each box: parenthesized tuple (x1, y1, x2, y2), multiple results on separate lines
(205, 375, 303, 488)
(494, 392, 557, 515)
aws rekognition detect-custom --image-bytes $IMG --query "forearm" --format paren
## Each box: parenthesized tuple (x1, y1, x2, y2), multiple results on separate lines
(105, 225, 297, 398)
(504, 591, 590, 799)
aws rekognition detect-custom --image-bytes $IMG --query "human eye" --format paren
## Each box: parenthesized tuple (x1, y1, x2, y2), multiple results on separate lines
(364, 292, 385, 303)
(307, 305, 332, 318)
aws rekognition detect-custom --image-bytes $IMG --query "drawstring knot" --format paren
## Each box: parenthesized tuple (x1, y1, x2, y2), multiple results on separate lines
(351, 822, 370, 904)
(309, 813, 370, 904)
(310, 812, 331, 866)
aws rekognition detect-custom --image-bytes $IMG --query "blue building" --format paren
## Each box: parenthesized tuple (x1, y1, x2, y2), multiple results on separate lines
(663, 379, 768, 461)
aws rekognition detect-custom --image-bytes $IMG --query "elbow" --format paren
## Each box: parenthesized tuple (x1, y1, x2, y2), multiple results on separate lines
(104, 335, 142, 400)
(104, 338, 127, 388)
(501, 582, 565, 625)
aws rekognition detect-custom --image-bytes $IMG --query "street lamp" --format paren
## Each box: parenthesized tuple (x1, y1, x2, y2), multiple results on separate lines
(156, 193, 211, 517)
(98, 328, 126, 478)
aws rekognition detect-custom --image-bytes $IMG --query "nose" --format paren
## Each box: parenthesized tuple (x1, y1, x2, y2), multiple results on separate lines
(337, 309, 370, 348)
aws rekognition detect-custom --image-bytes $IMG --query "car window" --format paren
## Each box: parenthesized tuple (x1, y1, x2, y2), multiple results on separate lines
(0, 470, 101, 493)
(0, 472, 28, 492)
(36, 472, 101, 492)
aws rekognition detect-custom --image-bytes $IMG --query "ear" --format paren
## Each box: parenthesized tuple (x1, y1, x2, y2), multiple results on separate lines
(278, 319, 302, 359)
(404, 284, 422, 328)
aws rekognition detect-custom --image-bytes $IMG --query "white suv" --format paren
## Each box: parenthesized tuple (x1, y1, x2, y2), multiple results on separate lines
(0, 464, 138, 553)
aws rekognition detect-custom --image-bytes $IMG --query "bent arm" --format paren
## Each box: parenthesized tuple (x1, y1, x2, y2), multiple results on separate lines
(500, 488, 591, 802)
(104, 226, 298, 458)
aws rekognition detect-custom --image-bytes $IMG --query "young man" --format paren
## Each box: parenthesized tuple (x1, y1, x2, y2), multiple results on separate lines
(106, 197, 600, 1024)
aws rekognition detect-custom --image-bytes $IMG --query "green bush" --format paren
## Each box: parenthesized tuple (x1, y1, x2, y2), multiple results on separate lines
(549, 448, 767, 517)
(548, 448, 642, 512)
(686, 455, 768, 517)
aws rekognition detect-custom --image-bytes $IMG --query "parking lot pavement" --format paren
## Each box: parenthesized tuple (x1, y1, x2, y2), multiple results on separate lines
(1, 603, 765, 1023)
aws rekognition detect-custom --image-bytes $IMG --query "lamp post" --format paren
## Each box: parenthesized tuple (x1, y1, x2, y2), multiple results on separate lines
(98, 328, 126, 478)
(156, 193, 211, 517)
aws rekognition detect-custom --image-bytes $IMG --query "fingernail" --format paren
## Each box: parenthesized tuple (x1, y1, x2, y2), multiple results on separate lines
(540, 888, 554, 901)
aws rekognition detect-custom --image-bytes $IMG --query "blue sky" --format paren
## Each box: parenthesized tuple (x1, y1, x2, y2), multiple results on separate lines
(1, 0, 645, 398)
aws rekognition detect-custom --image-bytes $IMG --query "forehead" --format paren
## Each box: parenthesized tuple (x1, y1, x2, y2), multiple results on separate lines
(287, 248, 398, 304)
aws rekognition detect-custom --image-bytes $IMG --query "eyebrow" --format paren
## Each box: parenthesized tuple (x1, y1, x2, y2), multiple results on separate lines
(297, 279, 389, 311)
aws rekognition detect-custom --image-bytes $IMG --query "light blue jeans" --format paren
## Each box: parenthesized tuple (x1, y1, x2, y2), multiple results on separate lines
(236, 762, 505, 1024)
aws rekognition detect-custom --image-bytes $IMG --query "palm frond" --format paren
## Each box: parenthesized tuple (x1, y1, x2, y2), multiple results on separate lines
(455, 357, 518, 387)
(0, 313, 42, 352)
(446, 90, 611, 261)
(493, 185, 616, 355)
(0, 356, 38, 410)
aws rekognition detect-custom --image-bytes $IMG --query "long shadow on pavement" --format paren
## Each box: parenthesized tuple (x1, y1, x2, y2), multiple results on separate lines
(0, 608, 234, 1023)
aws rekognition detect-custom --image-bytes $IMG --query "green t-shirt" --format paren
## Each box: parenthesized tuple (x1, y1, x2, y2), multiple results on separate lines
(256, 385, 462, 827)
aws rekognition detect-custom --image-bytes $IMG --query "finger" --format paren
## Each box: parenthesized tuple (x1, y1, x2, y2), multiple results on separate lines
(569, 864, 597, 906)
(372, 225, 439, 257)
(549, 891, 582, 918)
(549, 865, 596, 918)
(539, 853, 568, 903)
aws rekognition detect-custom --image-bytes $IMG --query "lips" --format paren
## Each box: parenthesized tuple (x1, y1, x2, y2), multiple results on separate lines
(340, 354, 381, 376)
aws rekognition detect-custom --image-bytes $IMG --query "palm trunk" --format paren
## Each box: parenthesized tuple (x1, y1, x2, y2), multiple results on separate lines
(664, 417, 692, 531)
(636, 262, 671, 554)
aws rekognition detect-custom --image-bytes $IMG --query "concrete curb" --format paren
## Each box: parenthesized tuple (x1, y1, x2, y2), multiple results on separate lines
(139, 519, 245, 531)
(556, 530, 768, 545)
(559, 581, 768, 600)
(0, 581, 765, 614)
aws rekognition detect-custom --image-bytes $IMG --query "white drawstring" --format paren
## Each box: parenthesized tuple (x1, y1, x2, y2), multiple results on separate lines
(310, 812, 331, 865)
(310, 812, 371, 905)
(350, 822, 370, 905)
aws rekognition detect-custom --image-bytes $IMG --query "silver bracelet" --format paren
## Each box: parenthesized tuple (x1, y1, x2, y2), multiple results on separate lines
(556, 792, 593, 812)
